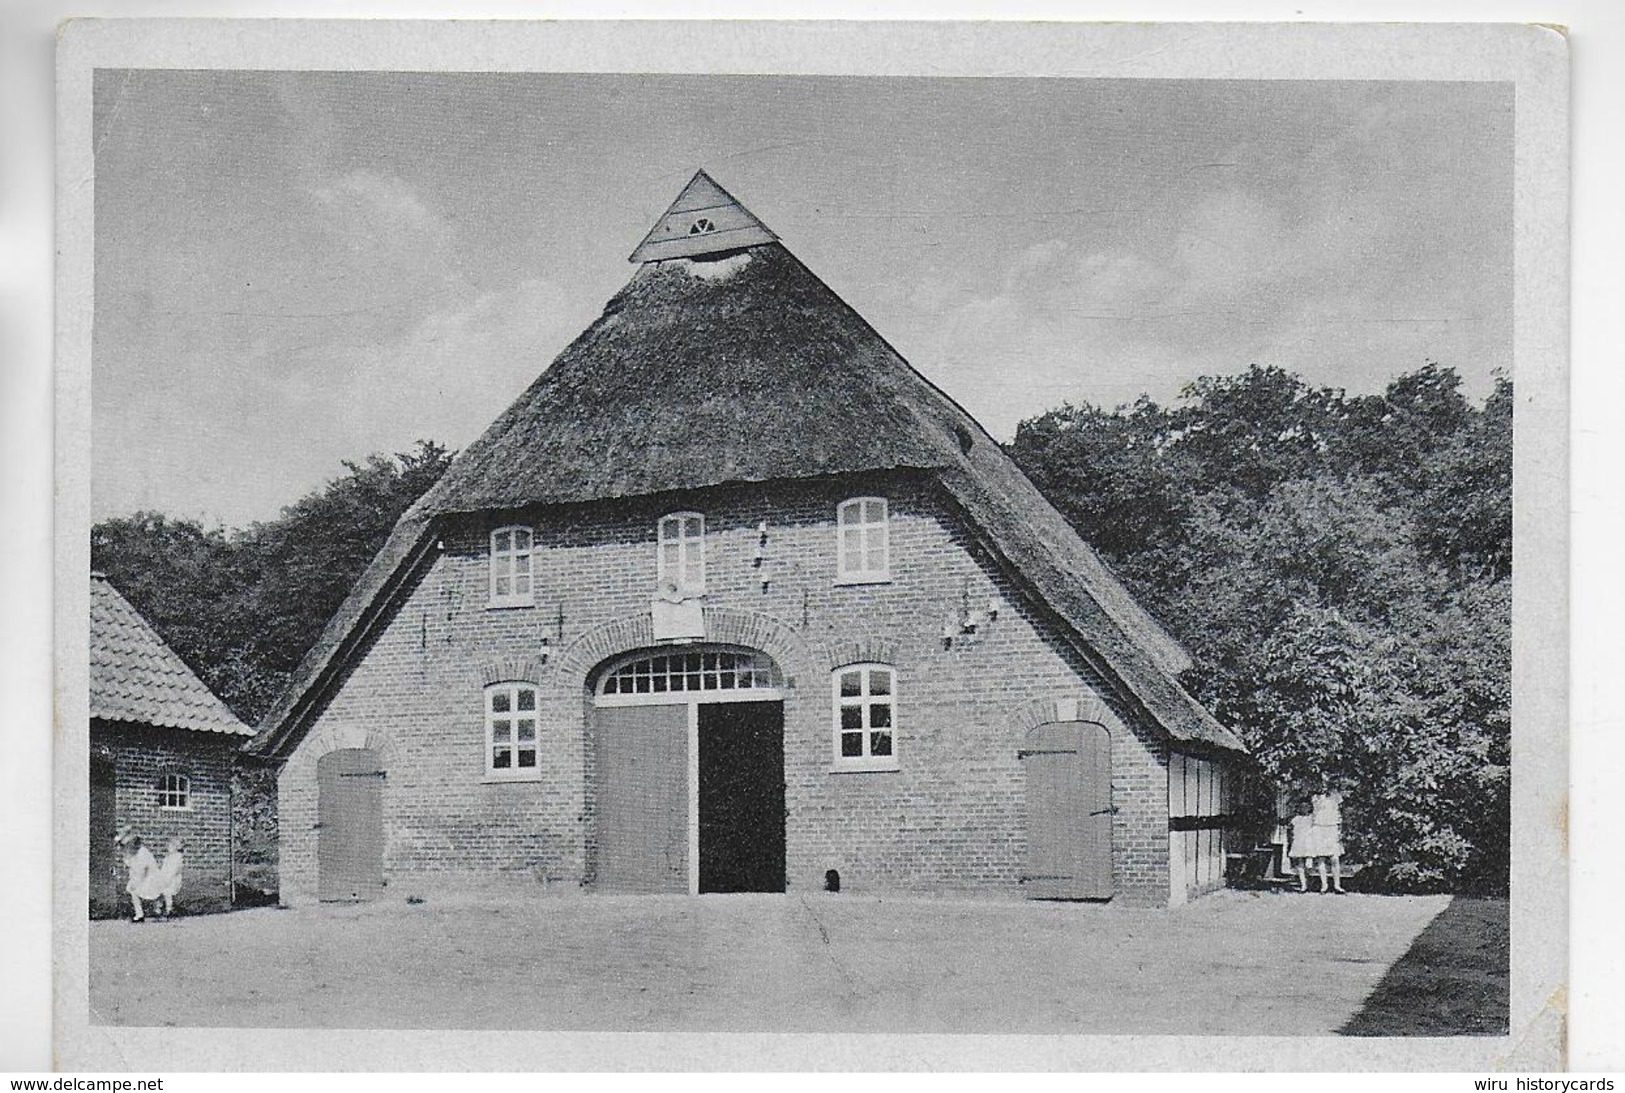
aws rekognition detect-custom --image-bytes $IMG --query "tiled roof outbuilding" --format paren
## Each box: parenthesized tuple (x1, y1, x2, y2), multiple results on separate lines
(90, 572, 254, 736)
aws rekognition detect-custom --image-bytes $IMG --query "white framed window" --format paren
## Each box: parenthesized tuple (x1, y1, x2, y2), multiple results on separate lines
(485, 682, 540, 778)
(836, 497, 890, 584)
(832, 664, 899, 771)
(600, 648, 779, 699)
(156, 772, 191, 810)
(657, 512, 706, 596)
(489, 525, 534, 607)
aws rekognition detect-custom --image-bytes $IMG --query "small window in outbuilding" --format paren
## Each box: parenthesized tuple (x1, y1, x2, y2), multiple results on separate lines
(689, 217, 717, 235)
(157, 772, 191, 810)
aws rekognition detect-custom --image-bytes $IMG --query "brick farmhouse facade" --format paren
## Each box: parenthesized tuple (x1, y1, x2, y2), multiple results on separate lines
(252, 172, 1247, 908)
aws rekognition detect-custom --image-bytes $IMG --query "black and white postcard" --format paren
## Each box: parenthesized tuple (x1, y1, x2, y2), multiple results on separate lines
(52, 19, 1569, 1072)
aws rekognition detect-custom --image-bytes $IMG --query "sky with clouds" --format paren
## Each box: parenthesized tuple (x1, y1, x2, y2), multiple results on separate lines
(92, 72, 1512, 528)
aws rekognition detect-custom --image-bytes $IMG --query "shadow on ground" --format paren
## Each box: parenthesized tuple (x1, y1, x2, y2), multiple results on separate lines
(1340, 896, 1509, 1036)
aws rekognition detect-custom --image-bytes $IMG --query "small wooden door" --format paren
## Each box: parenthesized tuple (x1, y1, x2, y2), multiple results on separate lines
(89, 755, 118, 917)
(594, 704, 689, 893)
(698, 701, 786, 894)
(1022, 721, 1114, 900)
(318, 748, 386, 902)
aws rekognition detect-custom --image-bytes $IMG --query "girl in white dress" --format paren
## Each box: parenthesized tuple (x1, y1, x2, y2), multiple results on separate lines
(1287, 807, 1319, 891)
(117, 826, 162, 921)
(1310, 791, 1347, 893)
(1288, 791, 1347, 893)
(156, 837, 185, 917)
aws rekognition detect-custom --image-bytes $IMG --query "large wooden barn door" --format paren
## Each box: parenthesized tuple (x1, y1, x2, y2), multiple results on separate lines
(594, 704, 689, 893)
(318, 748, 385, 902)
(698, 701, 786, 894)
(1022, 721, 1113, 900)
(89, 755, 118, 918)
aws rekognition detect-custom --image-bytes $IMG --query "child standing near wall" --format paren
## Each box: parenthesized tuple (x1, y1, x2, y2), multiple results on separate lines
(156, 837, 185, 917)
(1309, 790, 1347, 894)
(1288, 790, 1347, 894)
(116, 825, 161, 922)
(1287, 802, 1319, 892)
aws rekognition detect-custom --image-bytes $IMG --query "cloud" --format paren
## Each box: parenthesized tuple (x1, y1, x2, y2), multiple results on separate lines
(270, 277, 589, 474)
(270, 168, 471, 348)
(308, 169, 456, 251)
(94, 277, 590, 528)
(903, 181, 1504, 440)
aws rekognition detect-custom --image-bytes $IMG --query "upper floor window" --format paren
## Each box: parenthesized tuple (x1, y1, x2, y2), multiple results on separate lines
(658, 513, 706, 596)
(490, 526, 534, 607)
(157, 772, 191, 810)
(836, 497, 890, 584)
(832, 664, 898, 771)
(485, 682, 540, 778)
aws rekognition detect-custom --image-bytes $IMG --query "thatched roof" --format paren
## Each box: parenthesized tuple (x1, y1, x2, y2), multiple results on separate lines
(416, 244, 965, 513)
(91, 573, 254, 737)
(250, 173, 1242, 759)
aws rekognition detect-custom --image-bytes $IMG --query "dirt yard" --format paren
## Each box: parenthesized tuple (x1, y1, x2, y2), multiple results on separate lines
(87, 888, 1507, 1035)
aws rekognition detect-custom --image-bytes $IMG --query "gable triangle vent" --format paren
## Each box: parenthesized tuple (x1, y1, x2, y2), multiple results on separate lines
(629, 169, 780, 264)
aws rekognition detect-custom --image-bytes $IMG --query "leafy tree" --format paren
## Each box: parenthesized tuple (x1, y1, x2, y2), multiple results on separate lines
(91, 440, 453, 725)
(1009, 366, 1510, 892)
(229, 439, 454, 715)
(1165, 365, 1348, 500)
(90, 513, 253, 712)
(1414, 376, 1513, 580)
(1336, 362, 1475, 502)
(1011, 396, 1187, 560)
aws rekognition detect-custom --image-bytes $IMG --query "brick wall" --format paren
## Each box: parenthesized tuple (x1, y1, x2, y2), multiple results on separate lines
(278, 472, 1175, 905)
(92, 720, 236, 913)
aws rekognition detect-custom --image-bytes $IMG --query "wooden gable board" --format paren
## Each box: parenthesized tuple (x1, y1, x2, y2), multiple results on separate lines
(629, 170, 779, 263)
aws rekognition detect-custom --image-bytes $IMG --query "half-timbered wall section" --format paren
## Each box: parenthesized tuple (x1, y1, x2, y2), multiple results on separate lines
(1167, 751, 1232, 906)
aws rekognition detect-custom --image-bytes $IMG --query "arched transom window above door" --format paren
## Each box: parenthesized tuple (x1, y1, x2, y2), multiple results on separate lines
(598, 647, 781, 701)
